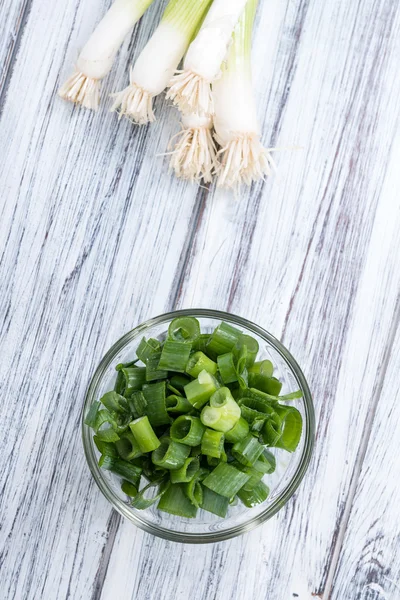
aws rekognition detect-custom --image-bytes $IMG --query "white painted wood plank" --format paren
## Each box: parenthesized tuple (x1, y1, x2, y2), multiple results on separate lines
(0, 0, 202, 598)
(0, 0, 28, 95)
(99, 0, 400, 599)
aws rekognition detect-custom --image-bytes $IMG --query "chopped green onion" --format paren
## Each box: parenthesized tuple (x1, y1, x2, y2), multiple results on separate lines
(190, 444, 202, 457)
(254, 449, 276, 474)
(233, 335, 259, 368)
(127, 390, 148, 418)
(170, 457, 200, 483)
(129, 416, 160, 453)
(217, 352, 238, 384)
(158, 340, 192, 372)
(200, 486, 229, 517)
(121, 480, 138, 497)
(114, 369, 126, 395)
(184, 369, 218, 409)
(136, 337, 161, 363)
(168, 316, 201, 343)
(85, 401, 100, 428)
(132, 478, 170, 509)
(232, 434, 264, 466)
(224, 417, 250, 442)
(201, 387, 240, 432)
(93, 435, 118, 457)
(183, 478, 203, 508)
(170, 415, 206, 446)
(260, 412, 283, 446)
(166, 394, 193, 413)
(201, 428, 224, 458)
(152, 437, 191, 470)
(186, 351, 217, 378)
(169, 374, 192, 391)
(206, 322, 242, 357)
(192, 333, 210, 353)
(274, 406, 303, 452)
(203, 462, 250, 498)
(146, 354, 168, 382)
(234, 464, 264, 491)
(248, 359, 274, 389)
(101, 457, 142, 486)
(237, 481, 270, 507)
(115, 431, 143, 460)
(158, 483, 198, 517)
(121, 366, 147, 395)
(96, 427, 120, 443)
(263, 377, 283, 396)
(142, 381, 171, 426)
(100, 391, 129, 413)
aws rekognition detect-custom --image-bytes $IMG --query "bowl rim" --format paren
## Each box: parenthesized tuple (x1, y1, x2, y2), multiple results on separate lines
(82, 308, 315, 543)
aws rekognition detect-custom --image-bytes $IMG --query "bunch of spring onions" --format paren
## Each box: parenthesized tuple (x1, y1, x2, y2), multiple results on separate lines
(85, 317, 303, 518)
(59, 0, 275, 189)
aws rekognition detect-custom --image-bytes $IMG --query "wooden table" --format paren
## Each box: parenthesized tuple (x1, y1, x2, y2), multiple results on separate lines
(1, 0, 399, 598)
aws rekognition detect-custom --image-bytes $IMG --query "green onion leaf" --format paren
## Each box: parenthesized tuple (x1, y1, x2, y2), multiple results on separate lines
(206, 322, 242, 358)
(129, 415, 161, 453)
(115, 431, 143, 461)
(202, 463, 250, 498)
(232, 435, 264, 466)
(136, 337, 161, 363)
(170, 415, 206, 446)
(120, 367, 147, 396)
(158, 340, 192, 372)
(224, 417, 250, 442)
(84, 401, 100, 428)
(142, 381, 171, 426)
(217, 352, 238, 384)
(186, 351, 218, 378)
(132, 478, 170, 509)
(170, 457, 200, 483)
(200, 486, 229, 517)
(121, 480, 138, 497)
(184, 369, 218, 409)
(158, 483, 198, 517)
(201, 428, 224, 458)
(166, 394, 193, 414)
(237, 481, 270, 507)
(168, 317, 200, 343)
(146, 354, 168, 382)
(152, 436, 191, 470)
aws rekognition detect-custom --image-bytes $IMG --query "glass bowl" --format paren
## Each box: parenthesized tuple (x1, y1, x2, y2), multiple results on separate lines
(82, 309, 314, 543)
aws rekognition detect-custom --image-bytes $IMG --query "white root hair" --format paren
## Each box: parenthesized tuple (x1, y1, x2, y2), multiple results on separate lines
(58, 71, 100, 110)
(110, 68, 155, 124)
(215, 133, 276, 188)
(167, 70, 214, 116)
(169, 118, 218, 184)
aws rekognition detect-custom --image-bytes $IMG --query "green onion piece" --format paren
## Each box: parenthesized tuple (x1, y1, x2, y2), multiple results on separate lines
(114, 370, 126, 395)
(142, 381, 171, 426)
(168, 316, 201, 343)
(249, 360, 274, 377)
(233, 335, 259, 368)
(169, 374, 192, 391)
(166, 394, 193, 414)
(235, 345, 249, 389)
(170, 415, 206, 446)
(132, 478, 170, 509)
(201, 428, 224, 458)
(184, 369, 218, 409)
(121, 367, 147, 396)
(115, 431, 143, 460)
(263, 377, 283, 396)
(127, 391, 148, 418)
(232, 435, 264, 466)
(203, 463, 250, 498)
(274, 406, 303, 452)
(151, 436, 191, 470)
(85, 401, 100, 428)
(239, 393, 275, 414)
(200, 486, 229, 517)
(96, 428, 120, 442)
(93, 435, 118, 457)
(158, 340, 192, 372)
(206, 322, 242, 357)
(167, 383, 182, 396)
(101, 457, 142, 486)
(121, 480, 138, 497)
(100, 391, 129, 413)
(217, 352, 238, 384)
(158, 483, 198, 517)
(98, 454, 115, 469)
(116, 359, 140, 370)
(170, 457, 200, 483)
(136, 337, 161, 363)
(186, 351, 218, 378)
(276, 390, 303, 401)
(201, 387, 241, 432)
(141, 458, 168, 482)
(183, 478, 203, 508)
(190, 445, 202, 457)
(192, 333, 210, 353)
(129, 415, 161, 453)
(234, 464, 264, 491)
(237, 481, 270, 507)
(146, 354, 168, 382)
(224, 417, 250, 442)
(254, 449, 276, 474)
(260, 412, 283, 446)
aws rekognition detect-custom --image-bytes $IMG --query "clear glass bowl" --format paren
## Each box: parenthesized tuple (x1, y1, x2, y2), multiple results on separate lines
(82, 309, 315, 543)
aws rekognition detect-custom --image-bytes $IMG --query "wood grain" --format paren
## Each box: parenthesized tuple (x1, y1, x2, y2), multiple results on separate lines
(0, 0, 399, 598)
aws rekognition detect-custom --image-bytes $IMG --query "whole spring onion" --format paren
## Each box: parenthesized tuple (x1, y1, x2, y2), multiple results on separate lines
(168, 112, 218, 184)
(85, 316, 304, 519)
(167, 0, 248, 116)
(59, 0, 155, 109)
(212, 0, 276, 188)
(111, 0, 213, 123)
